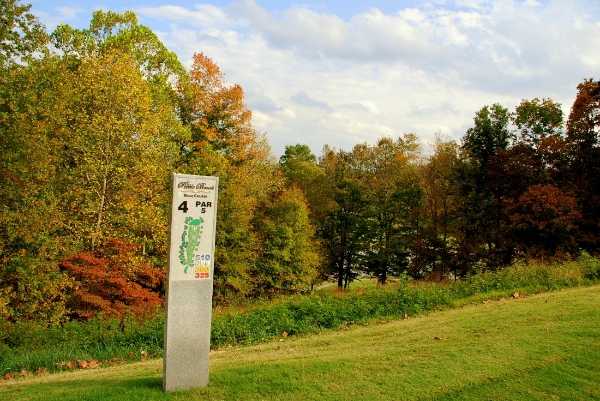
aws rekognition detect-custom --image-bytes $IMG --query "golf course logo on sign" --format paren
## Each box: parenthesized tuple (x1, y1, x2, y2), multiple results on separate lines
(168, 174, 218, 282)
(178, 216, 204, 275)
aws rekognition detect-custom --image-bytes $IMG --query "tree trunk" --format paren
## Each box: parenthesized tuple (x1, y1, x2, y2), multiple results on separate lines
(93, 175, 108, 250)
(379, 271, 387, 285)
(338, 226, 348, 289)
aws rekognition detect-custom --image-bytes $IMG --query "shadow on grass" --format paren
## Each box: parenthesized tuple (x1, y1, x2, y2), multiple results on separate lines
(1, 360, 323, 401)
(1, 375, 169, 401)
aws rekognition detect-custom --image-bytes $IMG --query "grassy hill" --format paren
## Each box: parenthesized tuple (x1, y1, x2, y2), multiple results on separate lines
(2, 285, 599, 401)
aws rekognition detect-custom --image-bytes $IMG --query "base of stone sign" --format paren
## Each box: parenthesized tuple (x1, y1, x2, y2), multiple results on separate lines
(163, 280, 213, 392)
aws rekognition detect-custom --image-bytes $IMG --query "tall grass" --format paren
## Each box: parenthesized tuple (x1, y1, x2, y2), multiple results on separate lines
(1, 255, 599, 375)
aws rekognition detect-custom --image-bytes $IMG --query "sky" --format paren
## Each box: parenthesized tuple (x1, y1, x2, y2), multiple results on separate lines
(29, 0, 600, 156)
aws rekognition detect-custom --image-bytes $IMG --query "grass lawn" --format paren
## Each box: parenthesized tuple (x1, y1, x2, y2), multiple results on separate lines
(2, 285, 599, 401)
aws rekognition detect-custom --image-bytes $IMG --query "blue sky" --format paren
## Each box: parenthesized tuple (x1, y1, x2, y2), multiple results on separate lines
(28, 1, 600, 155)
(31, 1, 447, 23)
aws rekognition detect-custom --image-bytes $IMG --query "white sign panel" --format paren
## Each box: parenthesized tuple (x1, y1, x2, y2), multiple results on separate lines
(168, 174, 218, 282)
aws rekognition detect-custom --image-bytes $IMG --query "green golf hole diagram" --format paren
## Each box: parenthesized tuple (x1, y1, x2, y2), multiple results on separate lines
(179, 216, 204, 274)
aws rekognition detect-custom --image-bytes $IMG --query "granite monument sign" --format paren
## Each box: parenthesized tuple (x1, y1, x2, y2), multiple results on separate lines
(163, 173, 219, 392)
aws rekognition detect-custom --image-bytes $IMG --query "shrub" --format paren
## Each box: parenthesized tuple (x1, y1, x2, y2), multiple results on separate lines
(59, 239, 164, 320)
(578, 252, 600, 280)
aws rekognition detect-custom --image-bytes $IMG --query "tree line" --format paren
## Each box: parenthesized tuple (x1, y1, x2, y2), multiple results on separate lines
(1, 2, 598, 325)
(291, 87, 599, 287)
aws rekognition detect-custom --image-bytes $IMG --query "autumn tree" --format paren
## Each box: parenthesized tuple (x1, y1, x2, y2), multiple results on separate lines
(60, 239, 164, 320)
(1, 9, 182, 323)
(44, 11, 187, 259)
(54, 51, 176, 249)
(178, 52, 283, 299)
(315, 136, 422, 287)
(506, 185, 581, 257)
(567, 79, 600, 144)
(565, 79, 600, 251)
(0, 55, 74, 323)
(456, 99, 570, 270)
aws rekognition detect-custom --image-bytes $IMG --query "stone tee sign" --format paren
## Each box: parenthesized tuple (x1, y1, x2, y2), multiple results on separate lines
(163, 173, 219, 392)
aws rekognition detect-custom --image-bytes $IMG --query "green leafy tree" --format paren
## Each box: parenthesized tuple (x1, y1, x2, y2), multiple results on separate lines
(318, 147, 369, 288)
(279, 144, 321, 186)
(358, 136, 422, 284)
(458, 104, 514, 270)
(512, 98, 567, 188)
(255, 188, 321, 293)
(278, 144, 326, 226)
(51, 10, 184, 82)
(0, 0, 47, 66)
(463, 104, 513, 166)
(514, 98, 563, 146)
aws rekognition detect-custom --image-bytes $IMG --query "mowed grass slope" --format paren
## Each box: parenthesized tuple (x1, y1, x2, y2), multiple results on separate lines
(2, 285, 599, 401)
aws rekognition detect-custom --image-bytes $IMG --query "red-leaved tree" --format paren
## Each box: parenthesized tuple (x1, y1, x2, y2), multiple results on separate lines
(506, 185, 581, 257)
(60, 239, 164, 320)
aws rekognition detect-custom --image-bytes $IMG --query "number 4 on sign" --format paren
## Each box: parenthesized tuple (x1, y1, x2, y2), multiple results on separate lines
(178, 201, 188, 213)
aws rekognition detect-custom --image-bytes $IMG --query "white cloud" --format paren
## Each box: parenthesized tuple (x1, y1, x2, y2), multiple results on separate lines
(291, 92, 333, 111)
(137, 4, 228, 27)
(56, 6, 80, 19)
(137, 0, 600, 155)
(37, 5, 82, 29)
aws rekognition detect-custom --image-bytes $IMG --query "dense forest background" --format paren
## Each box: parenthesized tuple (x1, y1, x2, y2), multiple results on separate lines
(1, 1, 599, 326)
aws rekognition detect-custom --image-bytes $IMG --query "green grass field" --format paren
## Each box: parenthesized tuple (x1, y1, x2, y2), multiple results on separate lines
(2, 285, 599, 401)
